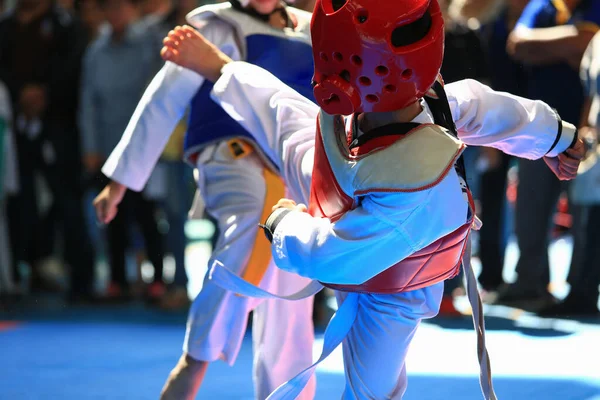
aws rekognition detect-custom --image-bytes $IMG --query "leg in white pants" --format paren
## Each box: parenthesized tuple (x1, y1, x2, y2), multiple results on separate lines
(336, 282, 444, 399)
(183, 141, 315, 398)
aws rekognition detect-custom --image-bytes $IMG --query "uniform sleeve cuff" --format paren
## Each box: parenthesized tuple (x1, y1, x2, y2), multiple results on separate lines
(545, 113, 577, 157)
(260, 208, 292, 242)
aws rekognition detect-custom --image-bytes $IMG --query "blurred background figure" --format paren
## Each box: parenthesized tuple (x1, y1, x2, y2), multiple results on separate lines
(0, 0, 95, 303)
(495, 0, 600, 311)
(79, 0, 167, 302)
(437, 0, 490, 316)
(0, 79, 19, 297)
(475, 0, 529, 303)
(542, 29, 600, 317)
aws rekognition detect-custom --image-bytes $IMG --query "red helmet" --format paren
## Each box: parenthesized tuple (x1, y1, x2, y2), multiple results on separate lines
(310, 0, 445, 115)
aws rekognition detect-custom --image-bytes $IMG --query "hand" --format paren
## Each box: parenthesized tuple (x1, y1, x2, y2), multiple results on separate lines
(543, 137, 585, 180)
(93, 181, 127, 224)
(161, 25, 233, 82)
(83, 153, 105, 173)
(272, 198, 308, 213)
(19, 84, 46, 118)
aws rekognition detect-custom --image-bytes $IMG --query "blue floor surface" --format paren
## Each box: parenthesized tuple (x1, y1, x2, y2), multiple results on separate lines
(1, 235, 600, 399)
(1, 303, 599, 399)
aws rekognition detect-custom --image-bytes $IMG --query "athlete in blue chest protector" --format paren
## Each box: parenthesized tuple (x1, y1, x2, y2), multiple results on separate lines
(92, 1, 317, 399)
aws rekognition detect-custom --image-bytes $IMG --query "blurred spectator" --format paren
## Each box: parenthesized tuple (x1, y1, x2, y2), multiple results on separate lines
(476, 0, 528, 302)
(79, 0, 166, 301)
(56, 0, 75, 12)
(139, 0, 197, 309)
(496, 0, 600, 310)
(0, 79, 18, 296)
(0, 0, 95, 302)
(437, 0, 489, 315)
(157, 112, 193, 310)
(78, 0, 106, 42)
(540, 30, 600, 317)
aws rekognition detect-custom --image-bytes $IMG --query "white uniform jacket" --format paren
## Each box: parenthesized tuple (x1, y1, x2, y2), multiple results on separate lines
(101, 3, 312, 191)
(211, 62, 577, 286)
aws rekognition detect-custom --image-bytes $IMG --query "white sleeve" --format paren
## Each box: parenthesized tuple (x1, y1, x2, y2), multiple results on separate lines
(102, 20, 241, 191)
(211, 62, 319, 168)
(446, 79, 577, 159)
(270, 170, 468, 285)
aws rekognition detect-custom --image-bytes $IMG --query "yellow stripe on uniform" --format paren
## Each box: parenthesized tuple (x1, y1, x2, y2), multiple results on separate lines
(551, 0, 571, 25)
(226, 139, 286, 289)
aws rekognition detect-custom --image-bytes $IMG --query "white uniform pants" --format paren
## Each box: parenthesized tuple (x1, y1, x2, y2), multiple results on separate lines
(183, 141, 315, 399)
(336, 284, 443, 399)
(264, 122, 446, 399)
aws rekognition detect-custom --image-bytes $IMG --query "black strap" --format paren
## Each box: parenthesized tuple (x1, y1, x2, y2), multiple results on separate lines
(424, 80, 469, 185)
(229, 0, 292, 27)
(349, 122, 421, 149)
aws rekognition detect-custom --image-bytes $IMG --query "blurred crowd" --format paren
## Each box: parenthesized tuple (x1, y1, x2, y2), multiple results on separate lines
(0, 0, 599, 319)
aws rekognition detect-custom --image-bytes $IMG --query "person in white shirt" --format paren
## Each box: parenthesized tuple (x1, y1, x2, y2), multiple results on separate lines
(161, 0, 584, 398)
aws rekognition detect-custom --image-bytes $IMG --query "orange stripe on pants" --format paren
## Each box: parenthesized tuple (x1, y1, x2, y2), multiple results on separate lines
(240, 167, 286, 287)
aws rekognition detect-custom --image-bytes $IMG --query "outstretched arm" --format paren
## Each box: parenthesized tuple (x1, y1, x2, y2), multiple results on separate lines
(102, 21, 239, 192)
(162, 26, 319, 202)
(446, 79, 583, 180)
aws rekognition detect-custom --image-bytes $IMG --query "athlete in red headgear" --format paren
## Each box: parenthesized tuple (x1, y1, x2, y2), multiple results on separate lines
(163, 0, 585, 398)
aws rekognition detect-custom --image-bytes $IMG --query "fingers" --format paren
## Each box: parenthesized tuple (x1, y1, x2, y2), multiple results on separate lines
(296, 203, 308, 212)
(272, 198, 297, 211)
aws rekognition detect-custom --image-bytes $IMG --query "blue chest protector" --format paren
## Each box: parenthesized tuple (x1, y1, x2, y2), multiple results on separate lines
(184, 32, 314, 170)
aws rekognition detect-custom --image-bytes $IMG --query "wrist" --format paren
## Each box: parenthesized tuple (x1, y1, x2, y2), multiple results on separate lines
(260, 207, 292, 242)
(109, 180, 126, 195)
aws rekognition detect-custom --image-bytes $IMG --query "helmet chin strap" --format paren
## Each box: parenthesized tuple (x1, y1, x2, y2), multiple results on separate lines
(229, 0, 290, 24)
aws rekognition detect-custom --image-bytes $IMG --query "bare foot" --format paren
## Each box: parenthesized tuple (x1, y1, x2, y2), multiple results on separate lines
(160, 354, 208, 400)
(160, 25, 232, 82)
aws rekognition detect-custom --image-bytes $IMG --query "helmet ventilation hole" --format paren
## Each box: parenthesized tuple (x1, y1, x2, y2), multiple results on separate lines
(366, 94, 379, 103)
(355, 9, 368, 24)
(350, 55, 363, 66)
(320, 52, 329, 62)
(401, 69, 413, 80)
(324, 94, 340, 105)
(331, 0, 347, 12)
(359, 76, 371, 86)
(339, 70, 351, 82)
(384, 84, 397, 93)
(375, 66, 389, 76)
(333, 52, 343, 62)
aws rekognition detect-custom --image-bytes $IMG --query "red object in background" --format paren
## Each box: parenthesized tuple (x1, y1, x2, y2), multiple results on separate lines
(0, 321, 19, 331)
(310, 0, 445, 115)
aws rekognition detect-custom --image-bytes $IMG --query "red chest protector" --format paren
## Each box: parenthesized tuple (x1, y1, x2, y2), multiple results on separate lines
(308, 83, 474, 294)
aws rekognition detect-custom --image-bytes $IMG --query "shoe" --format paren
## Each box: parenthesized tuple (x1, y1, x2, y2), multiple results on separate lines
(146, 282, 166, 302)
(437, 295, 463, 317)
(538, 297, 600, 318)
(495, 284, 557, 312)
(97, 282, 132, 303)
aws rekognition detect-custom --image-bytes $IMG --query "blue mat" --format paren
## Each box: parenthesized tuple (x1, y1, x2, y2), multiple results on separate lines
(1, 309, 599, 400)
